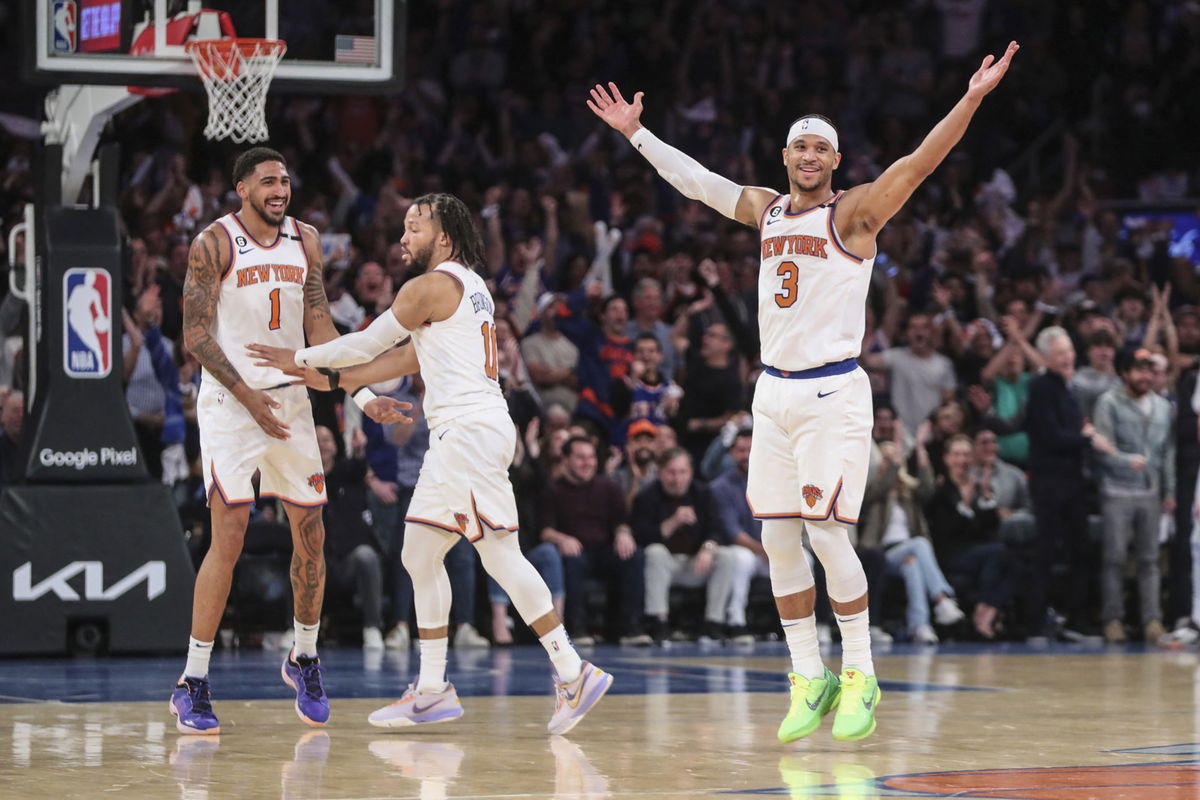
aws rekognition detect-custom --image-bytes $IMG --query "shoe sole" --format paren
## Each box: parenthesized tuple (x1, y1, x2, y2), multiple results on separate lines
(831, 687, 881, 742)
(281, 662, 329, 727)
(367, 708, 464, 729)
(168, 698, 220, 735)
(548, 671, 614, 736)
(777, 688, 841, 743)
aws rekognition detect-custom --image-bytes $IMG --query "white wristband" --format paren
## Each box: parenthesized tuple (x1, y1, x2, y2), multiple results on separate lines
(351, 386, 378, 411)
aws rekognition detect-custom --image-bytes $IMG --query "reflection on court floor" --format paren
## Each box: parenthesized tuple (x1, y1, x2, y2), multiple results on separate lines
(2, 641, 1198, 799)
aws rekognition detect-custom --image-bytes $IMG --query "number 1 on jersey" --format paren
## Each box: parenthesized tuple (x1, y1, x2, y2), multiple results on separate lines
(481, 321, 498, 380)
(268, 287, 282, 330)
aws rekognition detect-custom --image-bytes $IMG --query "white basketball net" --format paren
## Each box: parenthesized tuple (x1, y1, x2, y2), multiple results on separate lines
(185, 39, 286, 143)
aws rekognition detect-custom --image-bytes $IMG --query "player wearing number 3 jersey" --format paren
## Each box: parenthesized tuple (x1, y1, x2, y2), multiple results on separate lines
(589, 41, 1019, 742)
(248, 193, 612, 735)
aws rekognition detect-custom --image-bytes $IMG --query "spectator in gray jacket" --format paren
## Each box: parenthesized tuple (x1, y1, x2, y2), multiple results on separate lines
(1093, 348, 1176, 645)
(1070, 330, 1120, 421)
(708, 429, 763, 644)
(970, 429, 1035, 547)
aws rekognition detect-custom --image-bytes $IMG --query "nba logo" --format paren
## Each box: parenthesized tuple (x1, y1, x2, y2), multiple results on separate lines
(52, 0, 77, 54)
(63, 268, 112, 379)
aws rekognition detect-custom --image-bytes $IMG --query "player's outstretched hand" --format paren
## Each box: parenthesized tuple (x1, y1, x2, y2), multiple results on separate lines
(363, 397, 414, 426)
(283, 365, 335, 391)
(967, 41, 1019, 100)
(247, 343, 298, 372)
(587, 82, 644, 139)
(239, 388, 290, 440)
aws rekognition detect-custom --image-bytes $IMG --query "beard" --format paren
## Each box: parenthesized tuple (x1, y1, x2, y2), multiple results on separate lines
(791, 169, 828, 193)
(249, 194, 288, 226)
(407, 242, 436, 273)
(632, 448, 655, 467)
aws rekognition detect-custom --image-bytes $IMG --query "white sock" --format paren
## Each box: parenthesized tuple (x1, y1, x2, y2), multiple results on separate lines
(539, 625, 582, 683)
(294, 618, 319, 658)
(781, 617, 825, 679)
(183, 637, 213, 679)
(417, 636, 449, 693)
(835, 608, 874, 675)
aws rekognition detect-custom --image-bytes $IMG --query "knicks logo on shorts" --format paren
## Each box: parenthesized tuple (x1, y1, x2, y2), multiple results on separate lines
(802, 484, 824, 509)
(454, 512, 470, 532)
(307, 473, 325, 494)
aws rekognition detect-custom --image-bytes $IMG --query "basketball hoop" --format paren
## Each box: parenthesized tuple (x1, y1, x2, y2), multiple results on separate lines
(184, 38, 286, 143)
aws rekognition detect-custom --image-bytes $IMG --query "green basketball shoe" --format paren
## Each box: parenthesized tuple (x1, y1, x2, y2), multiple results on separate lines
(777, 668, 841, 743)
(831, 668, 881, 741)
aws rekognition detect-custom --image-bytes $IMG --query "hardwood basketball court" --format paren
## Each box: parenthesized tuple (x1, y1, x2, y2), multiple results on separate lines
(2, 641, 1197, 799)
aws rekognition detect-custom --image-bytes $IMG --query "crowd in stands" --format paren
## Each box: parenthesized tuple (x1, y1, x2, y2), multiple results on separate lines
(1, 0, 1200, 649)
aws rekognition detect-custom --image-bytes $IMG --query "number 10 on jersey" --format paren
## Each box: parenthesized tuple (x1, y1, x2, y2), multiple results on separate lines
(481, 322, 498, 380)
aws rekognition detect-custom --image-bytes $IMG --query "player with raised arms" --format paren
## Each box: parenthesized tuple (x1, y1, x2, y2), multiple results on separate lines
(588, 41, 1018, 741)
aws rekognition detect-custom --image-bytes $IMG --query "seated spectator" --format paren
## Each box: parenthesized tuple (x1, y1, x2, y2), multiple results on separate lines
(708, 429, 765, 644)
(609, 418, 662, 511)
(542, 436, 646, 645)
(923, 400, 967, 481)
(315, 426, 386, 649)
(1093, 349, 1175, 644)
(925, 435, 1013, 639)
(0, 389, 23, 488)
(860, 405, 964, 643)
(522, 294, 579, 413)
(970, 429, 1035, 547)
(632, 448, 735, 642)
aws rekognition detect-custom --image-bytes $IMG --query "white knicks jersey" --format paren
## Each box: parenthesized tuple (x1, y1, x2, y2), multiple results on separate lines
(203, 213, 310, 390)
(410, 261, 507, 428)
(757, 191, 875, 371)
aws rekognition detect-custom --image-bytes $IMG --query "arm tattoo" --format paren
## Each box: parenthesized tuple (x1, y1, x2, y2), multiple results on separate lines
(301, 226, 338, 345)
(183, 228, 244, 391)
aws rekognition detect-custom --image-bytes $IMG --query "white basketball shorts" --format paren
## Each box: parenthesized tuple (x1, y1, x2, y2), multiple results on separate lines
(197, 381, 326, 507)
(746, 364, 872, 524)
(405, 408, 520, 541)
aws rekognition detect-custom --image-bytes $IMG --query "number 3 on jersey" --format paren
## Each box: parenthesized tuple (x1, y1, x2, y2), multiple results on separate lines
(775, 261, 798, 308)
(480, 322, 498, 380)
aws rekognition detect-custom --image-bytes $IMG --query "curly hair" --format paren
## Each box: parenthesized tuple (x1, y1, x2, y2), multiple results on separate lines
(231, 147, 286, 185)
(412, 193, 486, 273)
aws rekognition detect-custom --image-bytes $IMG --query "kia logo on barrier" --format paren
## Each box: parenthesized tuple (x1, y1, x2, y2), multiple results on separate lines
(12, 561, 166, 601)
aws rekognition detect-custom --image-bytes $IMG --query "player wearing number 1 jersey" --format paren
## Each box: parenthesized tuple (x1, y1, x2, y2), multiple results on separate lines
(172, 147, 342, 735)
(589, 41, 1018, 742)
(249, 193, 613, 735)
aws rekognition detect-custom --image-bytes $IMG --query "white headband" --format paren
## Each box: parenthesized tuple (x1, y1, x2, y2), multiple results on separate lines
(786, 117, 839, 152)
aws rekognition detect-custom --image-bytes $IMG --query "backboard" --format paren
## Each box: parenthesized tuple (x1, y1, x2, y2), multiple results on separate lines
(24, 0, 405, 94)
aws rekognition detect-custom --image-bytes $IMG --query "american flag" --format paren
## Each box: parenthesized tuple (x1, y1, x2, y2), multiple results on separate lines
(334, 35, 376, 65)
